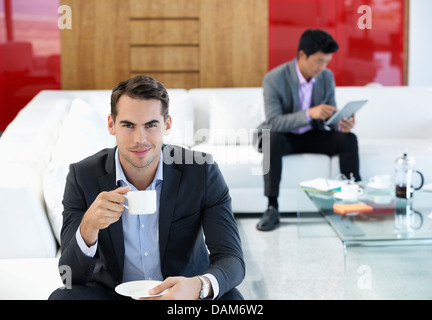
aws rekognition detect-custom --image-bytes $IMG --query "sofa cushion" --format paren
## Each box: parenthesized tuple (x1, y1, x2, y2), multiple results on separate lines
(208, 90, 265, 145)
(0, 91, 72, 194)
(330, 138, 432, 185)
(64, 89, 194, 147)
(189, 88, 264, 145)
(192, 144, 331, 188)
(43, 98, 116, 243)
(192, 143, 332, 212)
(0, 131, 59, 198)
(192, 143, 264, 185)
(163, 90, 194, 148)
(360, 139, 432, 183)
(336, 86, 432, 139)
(0, 164, 58, 258)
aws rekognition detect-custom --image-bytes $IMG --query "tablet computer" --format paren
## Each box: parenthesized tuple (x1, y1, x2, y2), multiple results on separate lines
(325, 100, 368, 126)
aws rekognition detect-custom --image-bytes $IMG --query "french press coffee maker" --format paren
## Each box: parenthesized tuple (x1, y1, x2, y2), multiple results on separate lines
(395, 153, 424, 199)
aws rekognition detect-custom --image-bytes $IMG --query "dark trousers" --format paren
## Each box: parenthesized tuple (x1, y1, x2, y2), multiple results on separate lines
(263, 130, 361, 198)
(48, 283, 244, 300)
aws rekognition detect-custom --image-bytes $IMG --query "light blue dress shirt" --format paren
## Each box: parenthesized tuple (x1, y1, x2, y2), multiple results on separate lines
(115, 149, 164, 283)
(291, 58, 315, 134)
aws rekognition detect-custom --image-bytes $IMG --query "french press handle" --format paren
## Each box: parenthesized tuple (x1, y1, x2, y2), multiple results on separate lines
(413, 170, 424, 190)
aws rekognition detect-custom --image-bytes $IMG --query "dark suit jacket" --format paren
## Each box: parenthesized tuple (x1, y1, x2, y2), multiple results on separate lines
(58, 145, 245, 297)
(254, 58, 337, 150)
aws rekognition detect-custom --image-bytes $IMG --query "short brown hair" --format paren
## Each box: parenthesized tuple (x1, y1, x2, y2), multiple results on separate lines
(110, 75, 170, 121)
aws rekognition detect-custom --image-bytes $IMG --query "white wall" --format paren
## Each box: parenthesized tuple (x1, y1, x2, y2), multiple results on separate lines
(408, 0, 432, 86)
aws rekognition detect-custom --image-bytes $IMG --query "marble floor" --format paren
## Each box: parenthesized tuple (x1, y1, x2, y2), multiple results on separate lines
(235, 214, 432, 300)
(236, 214, 345, 300)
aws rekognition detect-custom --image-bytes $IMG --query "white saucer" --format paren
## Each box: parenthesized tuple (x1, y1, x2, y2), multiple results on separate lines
(367, 182, 392, 190)
(333, 192, 358, 201)
(115, 280, 169, 299)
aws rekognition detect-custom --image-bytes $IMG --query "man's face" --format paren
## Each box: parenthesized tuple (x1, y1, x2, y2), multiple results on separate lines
(298, 50, 333, 81)
(108, 95, 171, 174)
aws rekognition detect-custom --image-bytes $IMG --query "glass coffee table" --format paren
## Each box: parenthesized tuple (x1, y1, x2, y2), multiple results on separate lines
(299, 185, 432, 245)
(297, 184, 432, 299)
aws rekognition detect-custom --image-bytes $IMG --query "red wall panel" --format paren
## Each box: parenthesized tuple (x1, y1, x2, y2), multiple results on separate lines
(0, 0, 61, 132)
(269, 0, 404, 86)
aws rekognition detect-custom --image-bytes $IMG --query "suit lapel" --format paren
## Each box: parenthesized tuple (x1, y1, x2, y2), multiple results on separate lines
(312, 75, 322, 107)
(286, 60, 300, 112)
(98, 147, 125, 279)
(158, 148, 182, 265)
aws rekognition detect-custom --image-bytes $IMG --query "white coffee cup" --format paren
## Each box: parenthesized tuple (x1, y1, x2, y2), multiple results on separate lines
(123, 190, 157, 215)
(340, 183, 363, 198)
(369, 174, 392, 188)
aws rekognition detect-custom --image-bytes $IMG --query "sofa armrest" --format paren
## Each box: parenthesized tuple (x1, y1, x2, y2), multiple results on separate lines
(0, 258, 62, 299)
(0, 164, 58, 258)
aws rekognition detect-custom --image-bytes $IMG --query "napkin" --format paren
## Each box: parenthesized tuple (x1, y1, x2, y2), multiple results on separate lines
(333, 203, 373, 215)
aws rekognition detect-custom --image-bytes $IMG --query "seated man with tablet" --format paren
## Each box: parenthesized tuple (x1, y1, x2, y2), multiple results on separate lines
(255, 29, 363, 231)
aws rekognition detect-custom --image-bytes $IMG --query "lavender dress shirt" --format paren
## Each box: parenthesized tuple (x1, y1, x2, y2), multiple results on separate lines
(291, 59, 315, 134)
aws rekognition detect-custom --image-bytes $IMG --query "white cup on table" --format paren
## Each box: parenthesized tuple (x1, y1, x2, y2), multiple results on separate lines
(340, 183, 363, 198)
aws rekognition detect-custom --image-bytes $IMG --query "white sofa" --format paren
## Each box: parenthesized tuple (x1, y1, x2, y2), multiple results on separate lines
(1, 85, 432, 299)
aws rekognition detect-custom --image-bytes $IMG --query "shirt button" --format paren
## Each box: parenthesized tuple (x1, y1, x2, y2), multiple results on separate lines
(141, 224, 145, 228)
(144, 252, 149, 256)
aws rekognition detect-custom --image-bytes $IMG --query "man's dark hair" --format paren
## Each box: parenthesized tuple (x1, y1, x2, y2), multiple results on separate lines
(297, 29, 339, 58)
(110, 75, 170, 122)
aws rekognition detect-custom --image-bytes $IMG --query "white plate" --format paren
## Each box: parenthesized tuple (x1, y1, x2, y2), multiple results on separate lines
(115, 280, 169, 299)
(367, 182, 392, 190)
(334, 192, 358, 201)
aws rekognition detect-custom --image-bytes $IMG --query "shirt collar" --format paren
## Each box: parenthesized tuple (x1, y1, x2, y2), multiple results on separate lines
(295, 58, 316, 86)
(115, 148, 164, 190)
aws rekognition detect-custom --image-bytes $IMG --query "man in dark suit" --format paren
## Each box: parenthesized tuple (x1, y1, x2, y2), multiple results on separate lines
(255, 29, 361, 231)
(49, 75, 244, 300)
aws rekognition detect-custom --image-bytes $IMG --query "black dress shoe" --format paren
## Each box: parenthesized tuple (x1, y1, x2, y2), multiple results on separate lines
(256, 206, 280, 231)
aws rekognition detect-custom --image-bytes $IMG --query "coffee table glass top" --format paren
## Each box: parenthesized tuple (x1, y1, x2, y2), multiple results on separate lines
(301, 185, 432, 245)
